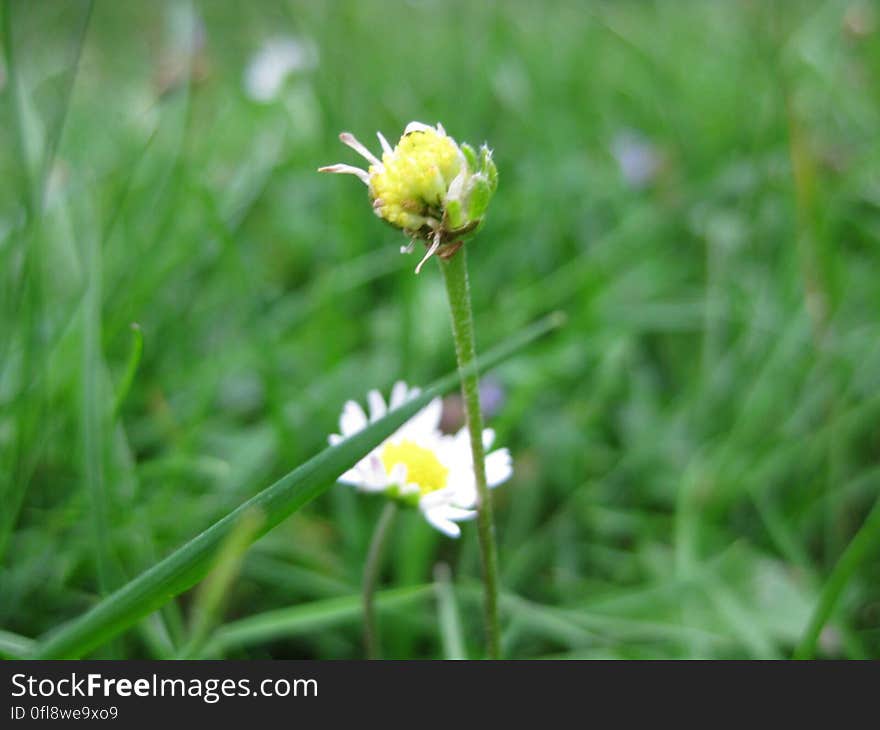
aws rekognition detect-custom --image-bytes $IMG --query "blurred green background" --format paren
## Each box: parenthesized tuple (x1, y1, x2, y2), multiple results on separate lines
(2, 0, 880, 659)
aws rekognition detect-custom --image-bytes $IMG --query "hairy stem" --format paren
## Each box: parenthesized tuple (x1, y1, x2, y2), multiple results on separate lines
(362, 501, 397, 659)
(438, 248, 501, 659)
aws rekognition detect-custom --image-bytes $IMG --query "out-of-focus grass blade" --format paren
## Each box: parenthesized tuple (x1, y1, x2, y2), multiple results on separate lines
(0, 629, 35, 659)
(794, 495, 880, 659)
(434, 562, 466, 659)
(111, 323, 144, 419)
(180, 508, 264, 659)
(243, 554, 353, 599)
(206, 585, 433, 656)
(701, 574, 779, 659)
(32, 312, 564, 659)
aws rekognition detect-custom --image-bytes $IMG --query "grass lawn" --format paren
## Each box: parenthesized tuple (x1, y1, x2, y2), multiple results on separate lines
(1, 0, 879, 659)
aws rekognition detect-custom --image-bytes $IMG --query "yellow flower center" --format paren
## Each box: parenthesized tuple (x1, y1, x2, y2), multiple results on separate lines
(380, 439, 449, 495)
(370, 129, 462, 230)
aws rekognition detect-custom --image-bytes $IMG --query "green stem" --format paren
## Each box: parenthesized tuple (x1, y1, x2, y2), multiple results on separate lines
(363, 501, 397, 659)
(438, 248, 501, 659)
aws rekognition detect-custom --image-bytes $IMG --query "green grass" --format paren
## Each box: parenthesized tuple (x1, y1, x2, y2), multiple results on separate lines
(2, 0, 880, 659)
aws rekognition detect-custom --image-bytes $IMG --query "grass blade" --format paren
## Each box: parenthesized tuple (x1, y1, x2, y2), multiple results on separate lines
(0, 629, 35, 659)
(207, 585, 433, 656)
(111, 323, 144, 419)
(794, 495, 880, 659)
(434, 562, 466, 659)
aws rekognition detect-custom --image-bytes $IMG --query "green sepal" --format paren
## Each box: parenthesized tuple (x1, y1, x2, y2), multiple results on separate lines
(446, 198, 465, 230)
(485, 156, 498, 192)
(461, 143, 478, 173)
(466, 175, 492, 221)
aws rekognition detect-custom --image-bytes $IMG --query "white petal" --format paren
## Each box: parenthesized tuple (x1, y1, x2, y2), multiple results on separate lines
(436, 504, 477, 522)
(400, 482, 421, 497)
(361, 480, 390, 493)
(485, 448, 513, 488)
(328, 433, 344, 446)
(339, 400, 368, 436)
(423, 503, 476, 538)
(419, 485, 459, 510)
(451, 426, 471, 453)
(448, 427, 494, 454)
(445, 471, 478, 509)
(339, 132, 381, 166)
(362, 453, 392, 489)
(377, 131, 393, 155)
(356, 456, 390, 493)
(406, 397, 443, 438)
(367, 389, 387, 421)
(389, 380, 410, 409)
(424, 510, 461, 538)
(404, 121, 434, 135)
(388, 462, 407, 486)
(482, 428, 495, 450)
(338, 467, 364, 485)
(317, 163, 370, 185)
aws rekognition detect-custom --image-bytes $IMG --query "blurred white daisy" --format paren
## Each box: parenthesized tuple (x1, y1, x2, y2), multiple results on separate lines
(329, 381, 512, 538)
(244, 35, 318, 102)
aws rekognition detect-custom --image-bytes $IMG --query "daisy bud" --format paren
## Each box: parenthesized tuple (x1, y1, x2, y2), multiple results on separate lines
(319, 121, 498, 273)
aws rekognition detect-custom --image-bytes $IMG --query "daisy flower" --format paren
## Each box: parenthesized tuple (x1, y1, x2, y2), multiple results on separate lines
(329, 381, 512, 538)
(243, 35, 318, 102)
(319, 121, 498, 273)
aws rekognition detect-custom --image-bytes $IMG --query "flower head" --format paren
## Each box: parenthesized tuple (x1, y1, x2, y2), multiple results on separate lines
(329, 381, 512, 538)
(319, 122, 498, 273)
